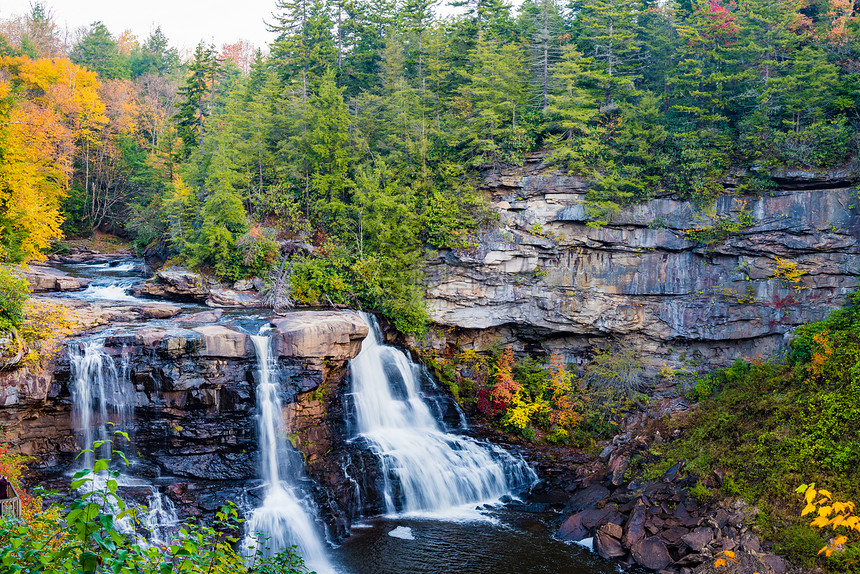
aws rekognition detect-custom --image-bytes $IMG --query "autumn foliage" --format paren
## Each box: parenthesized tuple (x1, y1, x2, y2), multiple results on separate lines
(0, 56, 105, 262)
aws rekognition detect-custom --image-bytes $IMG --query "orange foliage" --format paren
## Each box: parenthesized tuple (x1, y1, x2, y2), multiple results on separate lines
(491, 347, 521, 409)
(807, 330, 833, 383)
(826, 0, 856, 44)
(0, 444, 40, 518)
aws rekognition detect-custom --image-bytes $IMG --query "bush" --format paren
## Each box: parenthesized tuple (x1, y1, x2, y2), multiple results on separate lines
(690, 481, 715, 504)
(0, 437, 312, 574)
(0, 267, 29, 332)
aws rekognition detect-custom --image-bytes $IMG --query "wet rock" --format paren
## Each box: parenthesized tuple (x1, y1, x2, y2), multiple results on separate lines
(173, 309, 224, 324)
(564, 484, 610, 514)
(206, 288, 263, 308)
(632, 537, 672, 571)
(271, 311, 368, 360)
(559, 506, 617, 541)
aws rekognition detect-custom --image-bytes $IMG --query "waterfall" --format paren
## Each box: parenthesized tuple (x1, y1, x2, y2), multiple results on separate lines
(68, 340, 135, 469)
(349, 313, 537, 515)
(244, 330, 334, 574)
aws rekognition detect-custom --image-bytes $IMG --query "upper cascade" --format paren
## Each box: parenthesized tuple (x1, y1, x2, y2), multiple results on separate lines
(349, 312, 537, 514)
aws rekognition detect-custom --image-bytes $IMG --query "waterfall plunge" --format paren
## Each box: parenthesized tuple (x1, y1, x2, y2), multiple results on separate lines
(69, 340, 134, 469)
(350, 313, 537, 516)
(244, 331, 334, 574)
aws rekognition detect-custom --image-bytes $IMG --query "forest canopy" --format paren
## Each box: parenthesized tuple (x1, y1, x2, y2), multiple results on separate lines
(0, 0, 858, 332)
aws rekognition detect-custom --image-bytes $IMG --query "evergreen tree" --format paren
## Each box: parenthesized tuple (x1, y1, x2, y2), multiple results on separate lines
(457, 34, 529, 168)
(70, 21, 129, 79)
(575, 0, 645, 105)
(174, 42, 219, 159)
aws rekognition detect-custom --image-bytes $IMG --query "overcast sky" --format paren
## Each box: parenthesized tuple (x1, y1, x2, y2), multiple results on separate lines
(0, 0, 280, 54)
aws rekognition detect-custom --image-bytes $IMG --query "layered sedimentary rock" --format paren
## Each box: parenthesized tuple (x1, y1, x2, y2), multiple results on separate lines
(0, 309, 370, 526)
(424, 156, 860, 370)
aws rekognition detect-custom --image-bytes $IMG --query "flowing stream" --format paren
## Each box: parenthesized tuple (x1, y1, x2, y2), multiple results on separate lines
(243, 330, 334, 574)
(349, 313, 537, 515)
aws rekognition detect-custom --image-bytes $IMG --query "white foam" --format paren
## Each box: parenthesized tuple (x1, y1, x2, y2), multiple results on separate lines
(388, 526, 415, 540)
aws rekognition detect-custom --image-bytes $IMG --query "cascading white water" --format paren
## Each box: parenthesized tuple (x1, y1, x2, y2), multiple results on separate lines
(68, 340, 135, 469)
(78, 280, 140, 302)
(350, 313, 537, 515)
(244, 331, 334, 574)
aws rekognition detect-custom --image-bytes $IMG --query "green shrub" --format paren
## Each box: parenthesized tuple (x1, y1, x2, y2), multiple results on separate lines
(0, 267, 29, 332)
(776, 525, 826, 568)
(0, 435, 312, 574)
(690, 480, 714, 504)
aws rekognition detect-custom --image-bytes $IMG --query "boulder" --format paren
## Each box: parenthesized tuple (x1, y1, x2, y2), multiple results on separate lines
(192, 325, 251, 358)
(270, 311, 369, 360)
(595, 524, 627, 559)
(132, 303, 181, 319)
(623, 499, 647, 548)
(558, 506, 620, 541)
(21, 265, 90, 292)
(206, 288, 263, 308)
(564, 484, 610, 514)
(631, 537, 672, 571)
(172, 309, 224, 324)
(232, 278, 256, 291)
(136, 269, 209, 301)
(682, 527, 715, 553)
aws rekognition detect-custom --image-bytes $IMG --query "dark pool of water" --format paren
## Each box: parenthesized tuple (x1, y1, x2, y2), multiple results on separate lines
(331, 509, 621, 574)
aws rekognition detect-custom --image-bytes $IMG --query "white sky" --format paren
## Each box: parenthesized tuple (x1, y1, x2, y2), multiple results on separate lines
(0, 0, 280, 55)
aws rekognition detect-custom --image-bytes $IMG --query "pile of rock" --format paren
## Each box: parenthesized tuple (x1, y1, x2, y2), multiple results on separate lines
(557, 447, 790, 574)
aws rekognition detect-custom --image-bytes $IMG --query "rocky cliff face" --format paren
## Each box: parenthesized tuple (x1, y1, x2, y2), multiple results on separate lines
(424, 156, 860, 371)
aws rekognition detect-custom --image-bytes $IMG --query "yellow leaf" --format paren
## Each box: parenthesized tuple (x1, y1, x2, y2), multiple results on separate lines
(714, 559, 727, 568)
(724, 551, 735, 559)
(810, 515, 831, 528)
(806, 487, 817, 504)
(819, 489, 832, 500)
(833, 502, 846, 514)
(830, 514, 846, 528)
(817, 506, 833, 518)
(818, 546, 827, 555)
(802, 503, 817, 516)
(833, 535, 848, 546)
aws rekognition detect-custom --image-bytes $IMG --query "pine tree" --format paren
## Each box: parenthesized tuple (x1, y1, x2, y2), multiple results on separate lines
(575, 0, 645, 105)
(546, 44, 599, 170)
(174, 42, 218, 159)
(457, 33, 528, 168)
(70, 21, 129, 79)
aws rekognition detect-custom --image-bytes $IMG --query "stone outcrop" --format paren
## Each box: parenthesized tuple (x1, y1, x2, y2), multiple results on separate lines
(205, 288, 263, 308)
(134, 269, 211, 301)
(423, 156, 860, 371)
(271, 311, 368, 360)
(21, 265, 91, 292)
